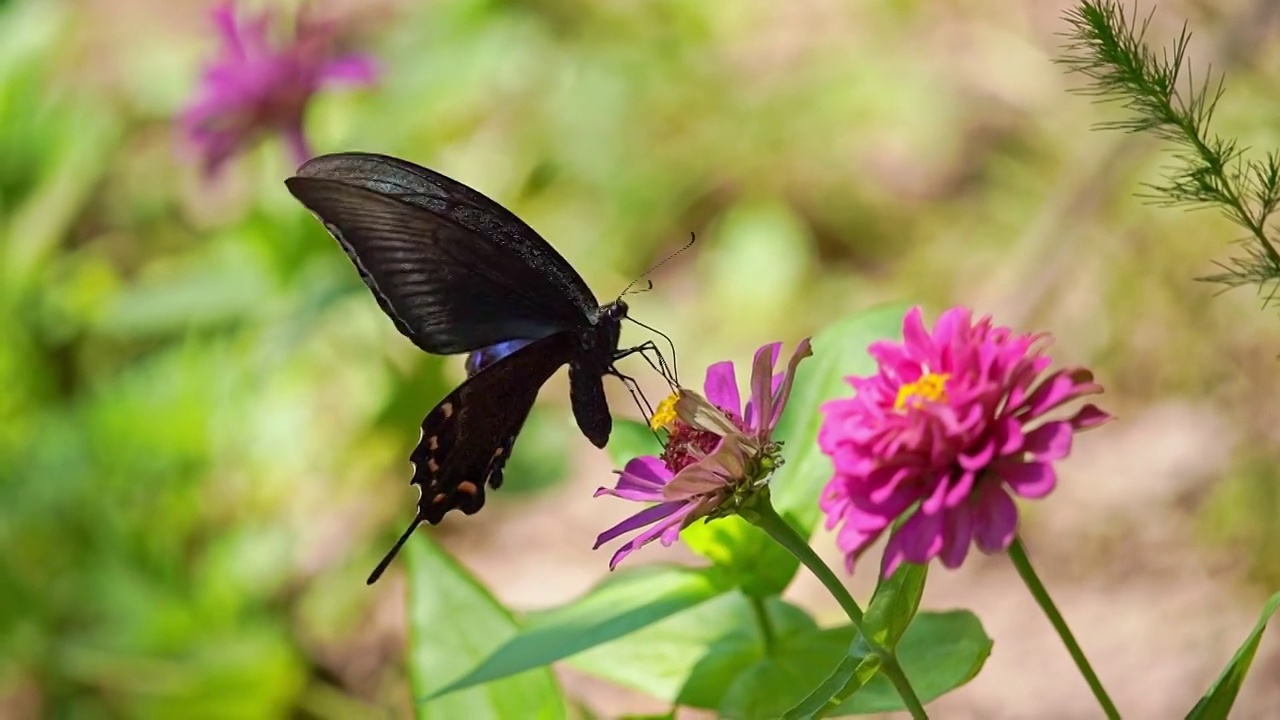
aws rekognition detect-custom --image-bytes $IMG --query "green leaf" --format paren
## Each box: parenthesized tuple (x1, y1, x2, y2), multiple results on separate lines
(564, 591, 764, 702)
(431, 564, 730, 699)
(859, 562, 928, 650)
(681, 599, 819, 712)
(1185, 590, 1280, 720)
(606, 418, 663, 468)
(770, 304, 907, 534)
(569, 595, 985, 720)
(784, 563, 928, 719)
(831, 610, 992, 715)
(681, 516, 798, 597)
(405, 536, 567, 719)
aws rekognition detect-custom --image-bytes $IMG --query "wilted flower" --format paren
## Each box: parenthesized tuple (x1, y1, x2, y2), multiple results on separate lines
(593, 340, 812, 569)
(180, 2, 377, 176)
(819, 307, 1111, 577)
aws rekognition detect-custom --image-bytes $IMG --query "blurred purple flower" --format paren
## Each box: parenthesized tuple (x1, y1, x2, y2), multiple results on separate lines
(593, 340, 812, 569)
(818, 306, 1112, 577)
(180, 2, 377, 176)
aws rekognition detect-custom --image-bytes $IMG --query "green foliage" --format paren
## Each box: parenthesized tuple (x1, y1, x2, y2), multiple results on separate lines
(564, 592, 989, 719)
(430, 565, 732, 697)
(785, 564, 930, 718)
(1185, 590, 1280, 720)
(406, 536, 567, 719)
(1060, 0, 1280, 296)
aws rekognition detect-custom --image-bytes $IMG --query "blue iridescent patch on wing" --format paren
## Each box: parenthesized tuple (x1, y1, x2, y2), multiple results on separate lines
(465, 338, 535, 377)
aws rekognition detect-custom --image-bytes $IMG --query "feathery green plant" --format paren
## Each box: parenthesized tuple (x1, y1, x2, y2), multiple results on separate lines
(1060, 0, 1280, 300)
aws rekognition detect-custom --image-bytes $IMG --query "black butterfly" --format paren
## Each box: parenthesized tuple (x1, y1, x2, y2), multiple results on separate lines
(285, 152, 653, 584)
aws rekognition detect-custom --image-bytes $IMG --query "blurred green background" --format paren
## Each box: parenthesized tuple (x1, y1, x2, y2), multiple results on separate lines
(3, 0, 1279, 717)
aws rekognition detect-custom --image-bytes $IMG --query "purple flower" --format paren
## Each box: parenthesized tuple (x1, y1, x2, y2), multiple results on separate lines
(818, 306, 1112, 577)
(180, 2, 377, 176)
(593, 340, 812, 569)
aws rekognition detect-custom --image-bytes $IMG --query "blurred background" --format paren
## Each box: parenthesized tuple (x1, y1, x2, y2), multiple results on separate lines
(3, 0, 1280, 717)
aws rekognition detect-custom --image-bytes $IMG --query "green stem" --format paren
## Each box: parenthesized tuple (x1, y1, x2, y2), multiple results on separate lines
(746, 501, 928, 719)
(749, 594, 777, 654)
(1008, 536, 1121, 720)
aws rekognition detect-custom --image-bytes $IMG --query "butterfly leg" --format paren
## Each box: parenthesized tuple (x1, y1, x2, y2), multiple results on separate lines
(622, 317, 680, 385)
(614, 340, 677, 390)
(610, 368, 659, 423)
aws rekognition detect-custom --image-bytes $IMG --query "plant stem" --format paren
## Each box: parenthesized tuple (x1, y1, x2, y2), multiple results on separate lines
(746, 501, 928, 719)
(1008, 536, 1121, 720)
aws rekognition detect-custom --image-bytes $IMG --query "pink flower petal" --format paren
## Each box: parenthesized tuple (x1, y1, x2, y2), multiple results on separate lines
(998, 461, 1057, 499)
(896, 509, 945, 567)
(939, 506, 973, 568)
(901, 306, 932, 364)
(1024, 421, 1073, 462)
(1070, 404, 1113, 431)
(745, 342, 782, 428)
(972, 483, 1018, 553)
(762, 337, 813, 435)
(1018, 367, 1101, 419)
(618, 456, 671, 491)
(594, 500, 687, 549)
(703, 360, 742, 419)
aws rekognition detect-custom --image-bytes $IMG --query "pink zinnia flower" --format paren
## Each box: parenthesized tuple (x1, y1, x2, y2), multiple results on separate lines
(180, 2, 377, 176)
(819, 306, 1111, 577)
(593, 340, 812, 569)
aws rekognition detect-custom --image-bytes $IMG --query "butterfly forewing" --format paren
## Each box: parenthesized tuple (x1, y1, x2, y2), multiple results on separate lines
(291, 152, 600, 317)
(286, 176, 586, 353)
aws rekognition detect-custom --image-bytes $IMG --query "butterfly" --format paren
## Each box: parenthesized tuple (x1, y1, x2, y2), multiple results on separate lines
(285, 152, 662, 584)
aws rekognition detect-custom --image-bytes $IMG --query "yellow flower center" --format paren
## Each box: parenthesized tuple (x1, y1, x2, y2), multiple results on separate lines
(650, 393, 680, 431)
(894, 372, 950, 410)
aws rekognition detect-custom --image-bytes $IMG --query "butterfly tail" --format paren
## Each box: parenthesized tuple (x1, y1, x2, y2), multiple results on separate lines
(367, 515, 423, 585)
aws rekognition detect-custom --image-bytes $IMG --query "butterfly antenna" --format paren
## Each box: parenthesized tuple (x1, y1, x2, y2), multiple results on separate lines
(619, 232, 697, 298)
(367, 515, 422, 585)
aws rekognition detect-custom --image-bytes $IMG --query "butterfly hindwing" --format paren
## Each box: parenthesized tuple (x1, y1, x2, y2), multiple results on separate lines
(365, 332, 577, 584)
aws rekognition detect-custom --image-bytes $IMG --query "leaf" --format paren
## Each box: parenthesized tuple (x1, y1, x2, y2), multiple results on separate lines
(430, 564, 730, 699)
(1185, 590, 1280, 720)
(784, 563, 928, 719)
(564, 591, 763, 702)
(405, 536, 567, 719)
(770, 304, 907, 534)
(569, 595, 987, 720)
(831, 611, 992, 715)
(681, 515, 798, 597)
(858, 562, 928, 650)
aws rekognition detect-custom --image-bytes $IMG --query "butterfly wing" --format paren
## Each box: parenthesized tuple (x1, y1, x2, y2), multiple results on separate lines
(365, 331, 576, 584)
(291, 152, 600, 316)
(286, 175, 589, 354)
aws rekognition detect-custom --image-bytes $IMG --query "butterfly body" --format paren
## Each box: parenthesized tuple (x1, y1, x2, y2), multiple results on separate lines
(285, 152, 631, 583)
